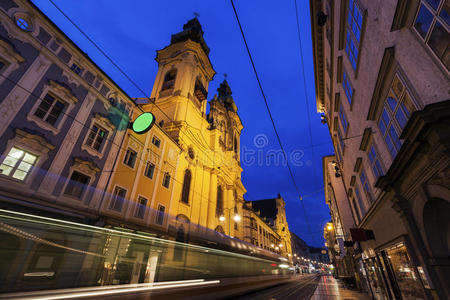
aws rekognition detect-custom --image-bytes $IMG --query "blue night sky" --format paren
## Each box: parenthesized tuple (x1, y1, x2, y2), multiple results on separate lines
(32, 0, 334, 247)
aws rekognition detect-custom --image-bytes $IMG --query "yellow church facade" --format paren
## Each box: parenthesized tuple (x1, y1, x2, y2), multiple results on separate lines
(107, 18, 246, 241)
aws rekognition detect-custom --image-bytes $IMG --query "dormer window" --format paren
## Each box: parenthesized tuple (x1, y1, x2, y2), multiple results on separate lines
(70, 63, 83, 75)
(161, 69, 177, 91)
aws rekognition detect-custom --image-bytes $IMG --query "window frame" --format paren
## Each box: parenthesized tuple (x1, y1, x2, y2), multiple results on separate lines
(134, 196, 148, 219)
(0, 146, 38, 182)
(81, 115, 113, 159)
(123, 148, 138, 169)
(342, 69, 354, 106)
(27, 81, 78, 135)
(155, 203, 166, 225)
(144, 161, 155, 179)
(63, 170, 91, 200)
(345, 0, 366, 73)
(109, 185, 127, 212)
(162, 172, 171, 188)
(377, 72, 417, 159)
(338, 102, 349, 134)
(412, 0, 450, 72)
(152, 136, 161, 148)
(359, 169, 373, 204)
(367, 142, 384, 180)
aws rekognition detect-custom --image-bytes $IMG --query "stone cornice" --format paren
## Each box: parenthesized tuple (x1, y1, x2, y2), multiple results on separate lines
(309, 0, 325, 113)
(367, 47, 395, 121)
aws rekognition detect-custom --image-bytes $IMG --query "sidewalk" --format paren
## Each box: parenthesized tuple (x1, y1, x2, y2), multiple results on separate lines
(310, 275, 368, 300)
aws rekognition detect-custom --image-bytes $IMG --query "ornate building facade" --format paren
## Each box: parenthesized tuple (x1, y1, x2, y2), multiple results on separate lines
(311, 0, 450, 299)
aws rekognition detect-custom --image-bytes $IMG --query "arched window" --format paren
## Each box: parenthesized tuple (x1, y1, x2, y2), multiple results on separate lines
(161, 69, 177, 91)
(181, 169, 191, 204)
(216, 186, 223, 216)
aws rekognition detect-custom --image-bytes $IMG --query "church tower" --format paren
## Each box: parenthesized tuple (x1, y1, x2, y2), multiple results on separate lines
(148, 18, 216, 134)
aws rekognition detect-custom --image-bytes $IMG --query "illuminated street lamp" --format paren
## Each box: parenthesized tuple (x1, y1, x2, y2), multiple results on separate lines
(271, 244, 275, 248)
(219, 207, 240, 236)
(326, 223, 334, 231)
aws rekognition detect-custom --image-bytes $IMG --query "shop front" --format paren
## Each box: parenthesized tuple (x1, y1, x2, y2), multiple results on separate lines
(361, 241, 430, 299)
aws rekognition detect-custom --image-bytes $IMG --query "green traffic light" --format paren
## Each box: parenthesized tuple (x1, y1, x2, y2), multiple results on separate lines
(132, 112, 155, 134)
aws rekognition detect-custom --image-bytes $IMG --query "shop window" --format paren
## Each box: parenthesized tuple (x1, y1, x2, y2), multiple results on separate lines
(0, 147, 38, 181)
(63, 171, 90, 199)
(384, 244, 426, 299)
(414, 0, 450, 70)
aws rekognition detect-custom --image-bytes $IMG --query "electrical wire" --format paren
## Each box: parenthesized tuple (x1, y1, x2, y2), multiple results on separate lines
(230, 0, 316, 244)
(46, 0, 228, 171)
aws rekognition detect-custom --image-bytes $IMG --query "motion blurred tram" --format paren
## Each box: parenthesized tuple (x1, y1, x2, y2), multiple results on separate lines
(0, 209, 293, 295)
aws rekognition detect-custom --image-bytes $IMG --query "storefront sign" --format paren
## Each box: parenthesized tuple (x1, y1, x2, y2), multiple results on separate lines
(131, 112, 155, 134)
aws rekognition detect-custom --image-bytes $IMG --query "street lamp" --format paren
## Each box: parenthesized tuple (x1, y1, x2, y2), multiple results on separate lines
(326, 223, 334, 231)
(219, 207, 240, 236)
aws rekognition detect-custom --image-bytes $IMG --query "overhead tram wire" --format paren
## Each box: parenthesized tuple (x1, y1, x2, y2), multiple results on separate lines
(46, 0, 226, 170)
(230, 0, 316, 244)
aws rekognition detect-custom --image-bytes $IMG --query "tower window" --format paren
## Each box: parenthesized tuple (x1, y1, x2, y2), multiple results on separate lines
(194, 78, 207, 102)
(161, 69, 177, 91)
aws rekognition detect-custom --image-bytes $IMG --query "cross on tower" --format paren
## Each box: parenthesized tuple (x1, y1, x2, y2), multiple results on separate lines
(223, 73, 228, 79)
(194, 12, 200, 19)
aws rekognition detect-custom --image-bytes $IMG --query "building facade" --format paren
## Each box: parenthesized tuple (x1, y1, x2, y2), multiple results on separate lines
(323, 155, 355, 279)
(243, 195, 293, 258)
(311, 0, 449, 299)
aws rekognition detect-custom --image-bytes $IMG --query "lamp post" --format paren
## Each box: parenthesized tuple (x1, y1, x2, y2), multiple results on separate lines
(219, 207, 240, 236)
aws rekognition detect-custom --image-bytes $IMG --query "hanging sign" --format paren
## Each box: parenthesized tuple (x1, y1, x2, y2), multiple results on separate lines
(131, 112, 155, 134)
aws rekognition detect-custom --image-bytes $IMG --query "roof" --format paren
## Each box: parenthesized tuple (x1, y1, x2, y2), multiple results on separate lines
(247, 198, 278, 220)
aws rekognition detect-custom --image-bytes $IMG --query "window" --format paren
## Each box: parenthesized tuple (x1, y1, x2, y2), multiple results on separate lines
(368, 145, 384, 179)
(70, 63, 82, 75)
(144, 162, 155, 179)
(353, 192, 363, 221)
(342, 70, 354, 104)
(414, 0, 450, 70)
(15, 17, 30, 31)
(0, 147, 37, 181)
(0, 59, 6, 72)
(360, 170, 373, 203)
(64, 171, 90, 199)
(123, 148, 137, 168)
(34, 93, 66, 127)
(339, 103, 349, 133)
(346, 0, 364, 69)
(155, 204, 165, 225)
(152, 136, 161, 148)
(135, 196, 147, 219)
(85, 124, 108, 152)
(180, 169, 191, 204)
(161, 69, 177, 91)
(162, 172, 170, 188)
(110, 186, 126, 212)
(337, 127, 345, 154)
(216, 186, 223, 216)
(378, 74, 415, 158)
